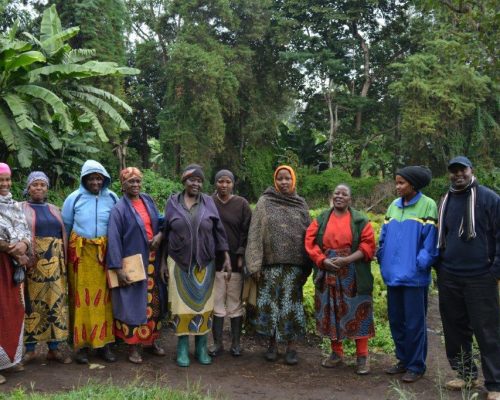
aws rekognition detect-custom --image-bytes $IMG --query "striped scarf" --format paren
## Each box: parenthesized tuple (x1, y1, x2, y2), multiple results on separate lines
(437, 176, 477, 249)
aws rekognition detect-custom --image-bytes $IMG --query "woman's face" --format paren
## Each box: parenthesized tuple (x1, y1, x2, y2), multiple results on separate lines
(29, 180, 48, 203)
(0, 174, 11, 196)
(84, 173, 104, 195)
(332, 185, 351, 211)
(216, 176, 233, 197)
(122, 177, 142, 199)
(275, 169, 293, 194)
(184, 177, 203, 196)
(395, 175, 415, 198)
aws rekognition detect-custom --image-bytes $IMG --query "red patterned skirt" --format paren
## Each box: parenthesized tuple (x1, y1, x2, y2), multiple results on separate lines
(114, 254, 161, 345)
(315, 248, 375, 341)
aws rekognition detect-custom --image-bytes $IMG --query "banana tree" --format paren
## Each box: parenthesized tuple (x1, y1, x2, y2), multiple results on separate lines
(0, 5, 139, 168)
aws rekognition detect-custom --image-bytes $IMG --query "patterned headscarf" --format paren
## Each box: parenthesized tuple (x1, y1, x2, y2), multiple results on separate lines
(273, 165, 296, 193)
(181, 164, 205, 183)
(120, 167, 143, 184)
(26, 171, 50, 189)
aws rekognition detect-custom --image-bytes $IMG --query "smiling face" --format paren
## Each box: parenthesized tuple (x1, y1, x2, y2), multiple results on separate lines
(216, 176, 234, 198)
(395, 175, 415, 199)
(28, 180, 48, 203)
(275, 169, 293, 195)
(122, 177, 142, 199)
(449, 165, 473, 190)
(83, 173, 104, 195)
(0, 174, 11, 196)
(184, 176, 203, 197)
(332, 184, 351, 212)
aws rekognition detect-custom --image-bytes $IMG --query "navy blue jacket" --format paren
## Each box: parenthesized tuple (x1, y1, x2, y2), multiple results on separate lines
(106, 193, 166, 325)
(438, 184, 500, 279)
(163, 192, 229, 271)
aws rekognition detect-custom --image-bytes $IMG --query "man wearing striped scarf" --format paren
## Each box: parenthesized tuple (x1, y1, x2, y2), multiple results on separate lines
(436, 156, 500, 400)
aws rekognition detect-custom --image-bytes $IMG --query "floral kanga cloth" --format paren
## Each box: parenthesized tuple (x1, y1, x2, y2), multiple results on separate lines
(255, 264, 306, 342)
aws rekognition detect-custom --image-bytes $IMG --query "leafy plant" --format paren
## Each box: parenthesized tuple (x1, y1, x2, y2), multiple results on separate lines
(0, 5, 138, 168)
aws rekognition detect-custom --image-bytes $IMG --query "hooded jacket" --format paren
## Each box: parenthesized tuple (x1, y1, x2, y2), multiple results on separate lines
(61, 160, 119, 239)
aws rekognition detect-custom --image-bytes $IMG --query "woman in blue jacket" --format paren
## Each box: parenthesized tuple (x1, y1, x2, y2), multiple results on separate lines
(61, 160, 118, 364)
(106, 167, 166, 364)
(160, 164, 231, 367)
(377, 166, 438, 383)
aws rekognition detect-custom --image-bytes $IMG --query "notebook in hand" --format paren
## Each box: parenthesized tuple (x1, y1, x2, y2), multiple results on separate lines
(107, 253, 146, 288)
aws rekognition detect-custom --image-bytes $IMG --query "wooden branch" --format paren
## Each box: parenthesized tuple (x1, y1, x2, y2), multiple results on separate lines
(439, 0, 472, 13)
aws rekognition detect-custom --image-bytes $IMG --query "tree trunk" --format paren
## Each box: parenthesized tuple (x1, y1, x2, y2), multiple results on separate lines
(351, 22, 372, 177)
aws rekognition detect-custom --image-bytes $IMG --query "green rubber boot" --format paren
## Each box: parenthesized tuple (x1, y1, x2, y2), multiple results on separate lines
(176, 335, 190, 367)
(195, 334, 212, 365)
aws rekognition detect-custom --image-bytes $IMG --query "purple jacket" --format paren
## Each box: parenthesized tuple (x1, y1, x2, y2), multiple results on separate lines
(163, 192, 229, 271)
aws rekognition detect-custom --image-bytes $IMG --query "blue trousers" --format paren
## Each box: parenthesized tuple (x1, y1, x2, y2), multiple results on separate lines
(387, 286, 428, 374)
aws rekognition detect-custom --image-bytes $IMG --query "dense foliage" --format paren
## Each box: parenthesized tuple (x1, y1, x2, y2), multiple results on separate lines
(0, 1, 498, 201)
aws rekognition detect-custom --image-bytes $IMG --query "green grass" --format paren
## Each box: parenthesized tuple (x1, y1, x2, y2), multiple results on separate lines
(0, 381, 219, 400)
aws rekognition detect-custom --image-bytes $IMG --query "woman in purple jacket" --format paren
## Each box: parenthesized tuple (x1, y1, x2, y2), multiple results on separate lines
(160, 164, 231, 367)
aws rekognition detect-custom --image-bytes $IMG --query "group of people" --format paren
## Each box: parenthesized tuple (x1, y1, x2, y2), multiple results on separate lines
(0, 157, 497, 400)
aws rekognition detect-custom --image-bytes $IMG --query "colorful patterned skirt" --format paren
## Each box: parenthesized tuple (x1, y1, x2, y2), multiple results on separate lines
(114, 253, 162, 345)
(315, 248, 375, 341)
(0, 253, 24, 370)
(256, 264, 306, 342)
(25, 236, 68, 345)
(67, 232, 114, 350)
(168, 257, 215, 336)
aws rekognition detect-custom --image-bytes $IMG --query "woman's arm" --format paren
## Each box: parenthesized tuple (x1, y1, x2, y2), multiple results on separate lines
(304, 219, 327, 267)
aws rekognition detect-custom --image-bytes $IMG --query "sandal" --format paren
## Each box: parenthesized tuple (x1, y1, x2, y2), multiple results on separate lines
(0, 374, 6, 384)
(22, 351, 37, 365)
(46, 349, 72, 364)
(148, 341, 166, 357)
(128, 345, 143, 364)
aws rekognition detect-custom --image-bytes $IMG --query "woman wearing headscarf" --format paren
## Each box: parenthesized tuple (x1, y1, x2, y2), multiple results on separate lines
(0, 163, 31, 384)
(61, 160, 119, 364)
(106, 167, 166, 364)
(377, 166, 438, 383)
(304, 184, 376, 375)
(245, 165, 311, 365)
(21, 172, 71, 365)
(160, 164, 230, 367)
(209, 169, 251, 357)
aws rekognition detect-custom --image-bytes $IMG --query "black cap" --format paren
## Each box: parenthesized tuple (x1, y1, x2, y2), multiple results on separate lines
(448, 156, 472, 170)
(396, 166, 432, 191)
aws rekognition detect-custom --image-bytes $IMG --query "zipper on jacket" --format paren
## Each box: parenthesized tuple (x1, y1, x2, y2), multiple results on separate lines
(95, 196, 98, 238)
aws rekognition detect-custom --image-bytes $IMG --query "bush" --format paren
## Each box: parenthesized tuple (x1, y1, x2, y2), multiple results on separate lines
(298, 167, 380, 209)
(110, 169, 183, 207)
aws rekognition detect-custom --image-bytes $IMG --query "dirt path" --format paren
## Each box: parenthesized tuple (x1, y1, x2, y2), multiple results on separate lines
(0, 295, 486, 399)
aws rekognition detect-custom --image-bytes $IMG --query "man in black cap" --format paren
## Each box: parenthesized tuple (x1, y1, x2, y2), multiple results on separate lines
(436, 156, 500, 399)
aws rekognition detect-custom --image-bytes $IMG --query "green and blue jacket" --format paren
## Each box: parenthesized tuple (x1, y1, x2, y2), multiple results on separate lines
(377, 192, 438, 287)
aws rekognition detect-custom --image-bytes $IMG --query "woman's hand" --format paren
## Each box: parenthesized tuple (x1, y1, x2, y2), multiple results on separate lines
(330, 256, 350, 269)
(322, 258, 340, 272)
(117, 269, 133, 286)
(14, 253, 29, 267)
(149, 232, 163, 251)
(8, 241, 28, 257)
(160, 262, 169, 284)
(237, 255, 243, 270)
(222, 252, 232, 281)
(253, 271, 261, 282)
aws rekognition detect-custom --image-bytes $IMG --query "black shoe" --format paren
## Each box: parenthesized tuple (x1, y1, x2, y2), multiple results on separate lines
(402, 371, 424, 383)
(230, 317, 242, 357)
(284, 349, 298, 366)
(265, 344, 278, 362)
(98, 345, 117, 363)
(75, 348, 89, 364)
(385, 361, 407, 375)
